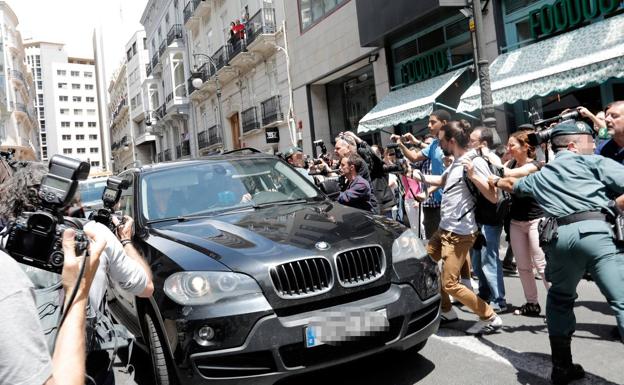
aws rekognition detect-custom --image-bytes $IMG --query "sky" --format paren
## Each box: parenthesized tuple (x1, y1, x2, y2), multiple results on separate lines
(7, 0, 148, 82)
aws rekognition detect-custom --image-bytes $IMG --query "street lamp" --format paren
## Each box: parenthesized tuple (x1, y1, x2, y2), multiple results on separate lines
(467, 0, 495, 123)
(191, 53, 225, 149)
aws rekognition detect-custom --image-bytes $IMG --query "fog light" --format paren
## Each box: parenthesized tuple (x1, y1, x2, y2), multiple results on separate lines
(195, 325, 215, 346)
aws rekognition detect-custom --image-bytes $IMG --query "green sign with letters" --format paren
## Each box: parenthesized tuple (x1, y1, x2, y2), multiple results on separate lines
(399, 49, 450, 86)
(529, 0, 623, 39)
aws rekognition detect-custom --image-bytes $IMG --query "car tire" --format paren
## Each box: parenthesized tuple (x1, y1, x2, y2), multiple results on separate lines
(145, 313, 173, 385)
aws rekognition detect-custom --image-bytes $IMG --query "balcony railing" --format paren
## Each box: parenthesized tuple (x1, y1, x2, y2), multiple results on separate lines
(166, 92, 174, 103)
(151, 53, 159, 69)
(163, 149, 172, 161)
(242, 107, 260, 133)
(167, 24, 183, 45)
(157, 103, 166, 119)
(228, 38, 246, 59)
(159, 41, 167, 57)
(198, 125, 220, 149)
(183, 1, 194, 24)
(246, 7, 276, 47)
(213, 46, 228, 71)
(146, 63, 152, 77)
(261, 95, 283, 126)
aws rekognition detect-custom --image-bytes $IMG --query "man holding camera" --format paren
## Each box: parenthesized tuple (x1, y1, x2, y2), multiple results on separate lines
(0, 227, 106, 385)
(337, 154, 374, 213)
(283, 146, 314, 182)
(495, 121, 624, 385)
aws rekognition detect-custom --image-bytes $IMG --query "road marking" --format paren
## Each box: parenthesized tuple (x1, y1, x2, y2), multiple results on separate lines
(432, 329, 618, 385)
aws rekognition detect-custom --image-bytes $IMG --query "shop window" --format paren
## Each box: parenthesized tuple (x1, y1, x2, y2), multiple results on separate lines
(418, 28, 444, 53)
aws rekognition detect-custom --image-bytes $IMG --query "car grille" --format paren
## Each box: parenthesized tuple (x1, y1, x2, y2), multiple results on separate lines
(335, 246, 385, 287)
(270, 257, 333, 298)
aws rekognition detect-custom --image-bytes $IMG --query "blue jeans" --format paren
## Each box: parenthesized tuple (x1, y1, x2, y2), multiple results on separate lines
(471, 224, 506, 308)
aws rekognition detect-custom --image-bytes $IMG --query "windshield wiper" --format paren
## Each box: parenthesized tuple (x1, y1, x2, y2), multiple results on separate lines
(146, 205, 257, 224)
(252, 199, 308, 208)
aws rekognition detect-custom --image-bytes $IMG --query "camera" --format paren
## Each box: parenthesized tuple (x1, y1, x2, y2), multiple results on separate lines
(527, 109, 581, 146)
(5, 155, 90, 274)
(89, 176, 130, 233)
(385, 143, 408, 174)
(313, 139, 327, 157)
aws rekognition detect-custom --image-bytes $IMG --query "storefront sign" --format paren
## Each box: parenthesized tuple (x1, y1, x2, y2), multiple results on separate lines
(399, 49, 450, 86)
(529, 0, 622, 39)
(265, 127, 279, 143)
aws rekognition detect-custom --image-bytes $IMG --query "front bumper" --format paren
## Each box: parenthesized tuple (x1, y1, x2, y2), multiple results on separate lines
(176, 284, 440, 385)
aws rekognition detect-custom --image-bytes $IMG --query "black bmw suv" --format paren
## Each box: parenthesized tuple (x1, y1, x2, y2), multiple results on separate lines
(108, 151, 441, 385)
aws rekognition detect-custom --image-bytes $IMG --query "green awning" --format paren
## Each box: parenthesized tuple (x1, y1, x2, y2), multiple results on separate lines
(357, 68, 467, 134)
(457, 14, 624, 112)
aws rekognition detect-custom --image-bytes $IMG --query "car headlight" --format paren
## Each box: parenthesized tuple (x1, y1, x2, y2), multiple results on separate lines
(392, 229, 429, 262)
(164, 271, 263, 306)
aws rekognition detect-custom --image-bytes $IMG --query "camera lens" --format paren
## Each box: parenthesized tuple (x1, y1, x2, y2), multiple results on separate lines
(50, 251, 64, 267)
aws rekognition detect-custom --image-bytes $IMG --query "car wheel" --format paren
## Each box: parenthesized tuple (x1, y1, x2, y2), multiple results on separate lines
(145, 313, 174, 385)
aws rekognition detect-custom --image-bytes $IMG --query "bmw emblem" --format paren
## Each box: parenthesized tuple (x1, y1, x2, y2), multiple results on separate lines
(315, 241, 330, 251)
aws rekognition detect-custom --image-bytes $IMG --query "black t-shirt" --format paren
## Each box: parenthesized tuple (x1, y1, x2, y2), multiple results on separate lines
(509, 160, 544, 221)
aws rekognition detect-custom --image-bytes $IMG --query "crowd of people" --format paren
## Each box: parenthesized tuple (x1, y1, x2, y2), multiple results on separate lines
(282, 101, 624, 385)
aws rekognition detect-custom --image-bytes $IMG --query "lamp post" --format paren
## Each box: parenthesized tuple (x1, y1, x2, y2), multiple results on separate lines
(191, 53, 225, 150)
(470, 0, 495, 122)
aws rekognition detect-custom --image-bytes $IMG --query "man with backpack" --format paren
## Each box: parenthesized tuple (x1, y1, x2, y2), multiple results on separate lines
(468, 126, 508, 313)
(410, 120, 503, 334)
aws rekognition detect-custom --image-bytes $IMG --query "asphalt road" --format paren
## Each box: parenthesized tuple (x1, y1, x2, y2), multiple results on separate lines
(114, 274, 623, 385)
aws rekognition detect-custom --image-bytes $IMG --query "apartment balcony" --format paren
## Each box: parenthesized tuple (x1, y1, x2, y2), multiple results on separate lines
(167, 24, 183, 46)
(151, 52, 162, 75)
(246, 7, 277, 55)
(146, 63, 152, 78)
(213, 45, 238, 84)
(135, 128, 156, 146)
(187, 62, 216, 99)
(184, 1, 200, 31)
(241, 106, 260, 134)
(261, 95, 283, 127)
(197, 125, 221, 150)
(193, 0, 210, 19)
(227, 38, 256, 70)
(157, 104, 167, 120)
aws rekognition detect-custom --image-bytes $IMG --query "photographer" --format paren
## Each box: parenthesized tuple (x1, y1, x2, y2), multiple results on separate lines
(0, 161, 154, 383)
(337, 154, 374, 213)
(282, 146, 315, 182)
(0, 228, 106, 385)
(494, 121, 624, 384)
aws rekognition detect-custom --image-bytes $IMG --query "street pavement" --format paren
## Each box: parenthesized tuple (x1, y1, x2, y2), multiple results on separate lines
(114, 273, 623, 385)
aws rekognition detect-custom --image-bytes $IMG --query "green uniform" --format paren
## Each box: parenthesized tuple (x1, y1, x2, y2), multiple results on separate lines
(514, 150, 624, 339)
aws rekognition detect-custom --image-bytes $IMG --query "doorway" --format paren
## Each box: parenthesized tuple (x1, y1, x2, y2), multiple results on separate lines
(230, 113, 241, 149)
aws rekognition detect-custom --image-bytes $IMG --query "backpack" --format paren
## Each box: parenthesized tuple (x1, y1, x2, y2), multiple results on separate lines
(463, 154, 511, 226)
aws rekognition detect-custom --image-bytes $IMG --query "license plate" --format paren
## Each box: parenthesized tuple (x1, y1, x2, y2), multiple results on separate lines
(304, 308, 388, 348)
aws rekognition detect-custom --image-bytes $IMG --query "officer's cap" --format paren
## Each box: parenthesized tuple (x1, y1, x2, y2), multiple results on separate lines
(283, 146, 302, 160)
(551, 120, 594, 138)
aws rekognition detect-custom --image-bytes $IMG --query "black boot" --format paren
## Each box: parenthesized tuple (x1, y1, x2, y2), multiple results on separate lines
(549, 336, 585, 385)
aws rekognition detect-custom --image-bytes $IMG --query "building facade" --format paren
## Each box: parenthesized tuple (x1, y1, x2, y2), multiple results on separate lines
(183, 0, 291, 155)
(108, 31, 156, 173)
(0, 2, 38, 161)
(24, 41, 104, 174)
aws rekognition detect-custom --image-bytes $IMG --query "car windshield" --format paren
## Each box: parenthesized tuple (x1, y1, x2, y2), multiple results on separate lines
(140, 158, 320, 221)
(79, 179, 107, 203)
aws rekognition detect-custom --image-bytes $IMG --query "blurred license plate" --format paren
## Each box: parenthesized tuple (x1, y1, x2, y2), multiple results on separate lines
(304, 309, 388, 348)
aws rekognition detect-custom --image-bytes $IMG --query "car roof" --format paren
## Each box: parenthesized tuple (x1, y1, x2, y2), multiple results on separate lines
(126, 152, 279, 176)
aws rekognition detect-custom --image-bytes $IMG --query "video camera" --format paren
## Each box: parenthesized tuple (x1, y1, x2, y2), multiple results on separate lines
(5, 155, 90, 274)
(89, 176, 130, 233)
(527, 108, 581, 146)
(384, 143, 409, 174)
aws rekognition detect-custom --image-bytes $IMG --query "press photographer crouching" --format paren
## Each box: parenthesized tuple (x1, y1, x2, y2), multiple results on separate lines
(0, 155, 154, 384)
(494, 121, 624, 385)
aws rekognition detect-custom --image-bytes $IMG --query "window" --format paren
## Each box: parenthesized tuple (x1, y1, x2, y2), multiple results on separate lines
(88, 122, 97, 127)
(84, 72, 93, 78)
(76, 134, 85, 140)
(90, 147, 99, 153)
(71, 70, 80, 77)
(90, 161, 100, 167)
(89, 134, 98, 140)
(85, 84, 94, 90)
(72, 83, 81, 90)
(58, 82, 67, 89)
(87, 109, 96, 115)
(126, 48, 133, 62)
(72, 96, 82, 102)
(75, 122, 84, 127)
(57, 70, 66, 76)
(86, 97, 95, 102)
(61, 121, 70, 127)
(59, 95, 68, 102)
(132, 42, 137, 55)
(60, 108, 69, 114)
(74, 109, 83, 115)
(37, 80, 42, 90)
(299, 0, 348, 30)
(77, 148, 86, 154)
(62, 134, 71, 140)
(63, 148, 72, 154)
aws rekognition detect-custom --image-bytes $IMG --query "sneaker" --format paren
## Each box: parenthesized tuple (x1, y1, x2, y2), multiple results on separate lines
(513, 302, 541, 317)
(490, 301, 508, 314)
(465, 314, 502, 335)
(440, 308, 458, 324)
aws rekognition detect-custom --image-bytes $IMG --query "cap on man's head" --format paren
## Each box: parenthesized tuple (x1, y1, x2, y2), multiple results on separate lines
(283, 146, 302, 160)
(551, 120, 594, 138)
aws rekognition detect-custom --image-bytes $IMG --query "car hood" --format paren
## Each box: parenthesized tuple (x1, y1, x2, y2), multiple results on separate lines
(150, 201, 399, 272)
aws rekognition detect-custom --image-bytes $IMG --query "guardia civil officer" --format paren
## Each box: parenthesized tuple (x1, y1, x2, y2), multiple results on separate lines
(494, 121, 624, 385)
